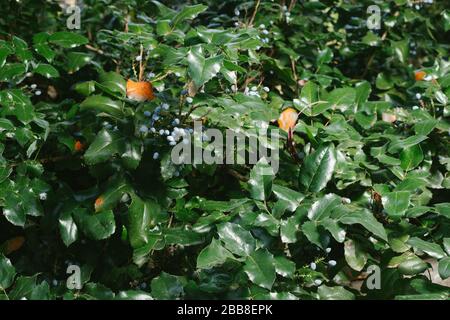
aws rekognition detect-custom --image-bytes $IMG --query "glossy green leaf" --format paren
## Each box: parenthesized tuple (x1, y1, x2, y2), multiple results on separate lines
(34, 63, 59, 78)
(321, 218, 346, 243)
(49, 32, 88, 48)
(0, 255, 16, 289)
(58, 209, 78, 247)
(115, 290, 153, 300)
(307, 194, 341, 221)
(407, 237, 446, 259)
(388, 135, 427, 153)
(273, 256, 295, 278)
(299, 144, 336, 192)
(187, 48, 222, 89)
(84, 129, 125, 165)
(414, 119, 437, 136)
(248, 159, 274, 201)
(80, 95, 123, 118)
(302, 221, 325, 249)
(150, 272, 183, 300)
(33, 33, 55, 62)
(9, 275, 37, 300)
(400, 145, 423, 171)
(243, 249, 276, 290)
(318, 285, 355, 300)
(121, 139, 143, 170)
(434, 203, 450, 219)
(0, 63, 26, 82)
(75, 81, 96, 96)
(98, 71, 126, 96)
(438, 257, 450, 280)
(172, 4, 207, 27)
(272, 184, 304, 212)
(196, 238, 234, 269)
(73, 209, 116, 241)
(398, 256, 428, 275)
(313, 88, 355, 115)
(344, 239, 368, 271)
(280, 216, 299, 243)
(382, 191, 410, 218)
(128, 194, 161, 248)
(66, 52, 91, 73)
(217, 222, 256, 257)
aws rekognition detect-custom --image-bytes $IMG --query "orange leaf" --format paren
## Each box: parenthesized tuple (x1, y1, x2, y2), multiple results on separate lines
(415, 71, 426, 81)
(4, 236, 25, 255)
(74, 140, 84, 152)
(126, 79, 155, 101)
(278, 108, 299, 132)
(94, 196, 104, 212)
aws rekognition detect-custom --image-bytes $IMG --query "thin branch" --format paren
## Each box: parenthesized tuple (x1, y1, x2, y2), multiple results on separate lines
(248, 0, 261, 27)
(138, 44, 144, 81)
(288, 0, 297, 11)
(85, 44, 104, 55)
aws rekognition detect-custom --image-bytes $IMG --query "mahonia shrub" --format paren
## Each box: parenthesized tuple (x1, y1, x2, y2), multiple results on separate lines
(0, 0, 449, 300)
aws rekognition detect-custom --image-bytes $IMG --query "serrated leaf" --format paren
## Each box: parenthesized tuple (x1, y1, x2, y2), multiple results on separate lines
(187, 48, 222, 89)
(172, 4, 207, 27)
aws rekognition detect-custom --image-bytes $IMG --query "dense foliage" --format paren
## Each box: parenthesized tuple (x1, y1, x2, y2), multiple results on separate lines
(0, 0, 449, 300)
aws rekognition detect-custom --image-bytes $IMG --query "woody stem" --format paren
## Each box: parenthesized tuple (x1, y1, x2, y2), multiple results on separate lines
(138, 44, 144, 81)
